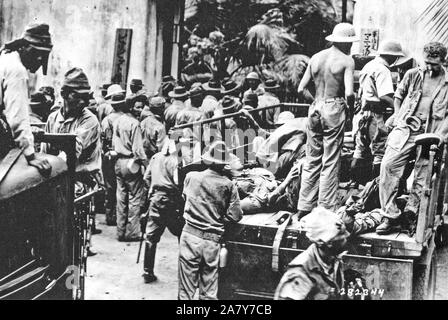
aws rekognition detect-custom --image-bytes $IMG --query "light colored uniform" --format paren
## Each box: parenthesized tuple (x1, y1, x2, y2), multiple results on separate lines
(140, 111, 167, 160)
(298, 98, 347, 212)
(101, 111, 123, 224)
(380, 67, 448, 219)
(113, 113, 147, 240)
(258, 92, 281, 128)
(164, 100, 185, 132)
(144, 151, 184, 244)
(179, 169, 242, 300)
(199, 95, 219, 117)
(43, 108, 101, 173)
(0, 51, 34, 157)
(354, 57, 394, 164)
(96, 99, 114, 123)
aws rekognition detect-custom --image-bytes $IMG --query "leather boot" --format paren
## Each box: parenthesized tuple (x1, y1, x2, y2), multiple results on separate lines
(376, 217, 400, 235)
(143, 242, 158, 283)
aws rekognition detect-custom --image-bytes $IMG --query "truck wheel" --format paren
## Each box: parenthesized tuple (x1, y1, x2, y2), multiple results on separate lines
(413, 255, 437, 300)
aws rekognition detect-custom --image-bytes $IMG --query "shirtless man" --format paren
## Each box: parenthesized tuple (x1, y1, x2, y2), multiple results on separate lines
(296, 23, 357, 216)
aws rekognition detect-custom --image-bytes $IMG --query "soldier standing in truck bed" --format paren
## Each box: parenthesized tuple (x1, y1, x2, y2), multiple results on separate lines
(296, 23, 357, 216)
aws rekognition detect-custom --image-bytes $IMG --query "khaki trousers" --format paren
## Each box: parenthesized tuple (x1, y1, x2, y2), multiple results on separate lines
(115, 158, 145, 240)
(379, 126, 427, 219)
(178, 229, 221, 300)
(298, 99, 346, 212)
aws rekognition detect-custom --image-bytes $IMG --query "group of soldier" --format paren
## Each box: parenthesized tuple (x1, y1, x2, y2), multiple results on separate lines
(275, 22, 448, 300)
(2, 19, 448, 300)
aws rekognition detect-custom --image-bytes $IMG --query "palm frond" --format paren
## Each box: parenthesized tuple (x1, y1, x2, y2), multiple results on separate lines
(272, 54, 310, 88)
(416, 0, 448, 44)
(242, 23, 288, 66)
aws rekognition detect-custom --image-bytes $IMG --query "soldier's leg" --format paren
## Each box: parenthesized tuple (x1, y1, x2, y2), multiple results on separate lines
(298, 102, 324, 213)
(403, 148, 429, 235)
(377, 131, 417, 234)
(350, 115, 373, 185)
(198, 238, 220, 300)
(371, 114, 388, 179)
(125, 173, 145, 241)
(319, 100, 346, 211)
(178, 231, 202, 300)
(143, 217, 166, 283)
(103, 157, 117, 226)
(115, 160, 128, 240)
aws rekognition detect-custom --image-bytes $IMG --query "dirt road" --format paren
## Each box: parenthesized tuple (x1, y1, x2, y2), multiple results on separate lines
(85, 214, 178, 300)
(86, 214, 448, 300)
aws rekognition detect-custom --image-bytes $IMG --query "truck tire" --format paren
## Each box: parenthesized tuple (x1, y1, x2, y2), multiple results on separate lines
(413, 254, 437, 300)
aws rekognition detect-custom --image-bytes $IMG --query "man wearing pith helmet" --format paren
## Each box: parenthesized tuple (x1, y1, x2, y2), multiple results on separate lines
(297, 23, 357, 217)
(349, 40, 405, 188)
(0, 22, 53, 173)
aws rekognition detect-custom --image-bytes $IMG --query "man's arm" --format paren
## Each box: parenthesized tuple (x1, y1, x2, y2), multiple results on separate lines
(274, 266, 313, 300)
(223, 182, 243, 223)
(3, 66, 50, 174)
(143, 156, 154, 188)
(344, 59, 356, 111)
(375, 67, 395, 111)
(393, 70, 412, 116)
(75, 116, 101, 159)
(297, 61, 313, 99)
(2, 68, 34, 156)
(131, 123, 147, 163)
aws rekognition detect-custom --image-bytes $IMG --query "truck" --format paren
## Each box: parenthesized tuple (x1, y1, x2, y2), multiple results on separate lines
(172, 102, 447, 300)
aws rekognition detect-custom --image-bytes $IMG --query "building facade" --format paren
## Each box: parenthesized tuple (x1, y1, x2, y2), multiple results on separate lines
(0, 0, 184, 95)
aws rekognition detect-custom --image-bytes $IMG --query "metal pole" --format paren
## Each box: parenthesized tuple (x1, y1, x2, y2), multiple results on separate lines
(342, 0, 347, 22)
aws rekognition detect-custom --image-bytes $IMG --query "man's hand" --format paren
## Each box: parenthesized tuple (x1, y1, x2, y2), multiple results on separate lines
(285, 164, 300, 183)
(27, 154, 52, 176)
(385, 115, 396, 132)
(240, 108, 254, 120)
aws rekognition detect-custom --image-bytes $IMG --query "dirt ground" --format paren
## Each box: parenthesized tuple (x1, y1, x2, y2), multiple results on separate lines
(86, 214, 448, 300)
(85, 214, 178, 300)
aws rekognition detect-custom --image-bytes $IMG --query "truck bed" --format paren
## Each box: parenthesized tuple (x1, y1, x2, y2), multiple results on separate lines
(234, 213, 424, 258)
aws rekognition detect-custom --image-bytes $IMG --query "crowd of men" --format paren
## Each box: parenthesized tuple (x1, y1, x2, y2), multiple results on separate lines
(1, 20, 448, 300)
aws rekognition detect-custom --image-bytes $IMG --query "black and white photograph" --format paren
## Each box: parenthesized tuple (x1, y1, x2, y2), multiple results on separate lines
(1, 0, 448, 304)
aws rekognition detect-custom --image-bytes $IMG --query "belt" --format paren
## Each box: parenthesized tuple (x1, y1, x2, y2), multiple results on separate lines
(152, 185, 180, 196)
(116, 154, 133, 159)
(183, 223, 222, 243)
(323, 97, 345, 103)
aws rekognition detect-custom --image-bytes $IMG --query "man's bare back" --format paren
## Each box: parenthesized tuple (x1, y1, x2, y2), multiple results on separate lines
(299, 45, 355, 106)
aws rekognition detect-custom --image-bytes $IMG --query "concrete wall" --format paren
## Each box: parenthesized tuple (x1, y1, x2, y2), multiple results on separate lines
(352, 0, 434, 65)
(0, 0, 178, 95)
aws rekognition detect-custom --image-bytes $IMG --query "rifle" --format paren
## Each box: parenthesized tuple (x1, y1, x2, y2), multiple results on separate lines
(136, 187, 152, 264)
(136, 214, 148, 264)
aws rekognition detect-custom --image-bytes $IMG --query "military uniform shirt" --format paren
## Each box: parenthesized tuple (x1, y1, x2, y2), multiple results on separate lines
(0, 51, 34, 156)
(112, 113, 147, 161)
(359, 56, 394, 103)
(183, 169, 243, 235)
(140, 112, 167, 160)
(43, 108, 101, 173)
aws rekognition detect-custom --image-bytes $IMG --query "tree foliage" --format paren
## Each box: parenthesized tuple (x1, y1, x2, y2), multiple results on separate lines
(416, 0, 448, 44)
